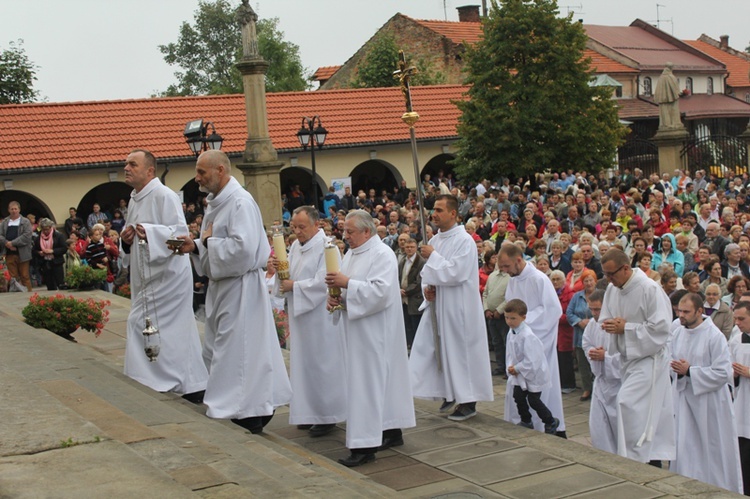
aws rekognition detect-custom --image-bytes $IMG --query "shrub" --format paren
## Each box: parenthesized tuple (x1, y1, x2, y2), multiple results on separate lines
(65, 265, 107, 290)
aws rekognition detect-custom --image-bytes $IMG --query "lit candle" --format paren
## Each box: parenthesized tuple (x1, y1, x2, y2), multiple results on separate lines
(273, 233, 288, 263)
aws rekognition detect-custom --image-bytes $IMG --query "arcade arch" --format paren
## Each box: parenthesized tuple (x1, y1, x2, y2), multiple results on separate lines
(76, 182, 132, 224)
(0, 190, 55, 221)
(349, 160, 402, 197)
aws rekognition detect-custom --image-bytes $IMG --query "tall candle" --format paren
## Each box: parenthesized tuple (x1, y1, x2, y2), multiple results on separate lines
(324, 244, 340, 273)
(273, 233, 288, 262)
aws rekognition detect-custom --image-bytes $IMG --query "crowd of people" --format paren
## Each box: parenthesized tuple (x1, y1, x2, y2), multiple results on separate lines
(5, 160, 750, 493)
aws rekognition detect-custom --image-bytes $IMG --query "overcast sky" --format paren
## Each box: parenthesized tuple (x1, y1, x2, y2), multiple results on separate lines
(2, 0, 748, 103)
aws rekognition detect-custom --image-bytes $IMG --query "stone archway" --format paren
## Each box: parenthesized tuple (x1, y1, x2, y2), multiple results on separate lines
(349, 160, 403, 197)
(76, 182, 132, 224)
(420, 153, 456, 186)
(279, 166, 327, 207)
(0, 190, 55, 222)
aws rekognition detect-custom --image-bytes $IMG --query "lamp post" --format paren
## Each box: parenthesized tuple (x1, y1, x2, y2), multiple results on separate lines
(183, 119, 224, 157)
(296, 116, 328, 210)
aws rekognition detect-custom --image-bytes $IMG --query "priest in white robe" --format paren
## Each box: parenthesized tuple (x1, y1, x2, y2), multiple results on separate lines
(180, 150, 291, 434)
(730, 301, 750, 495)
(582, 289, 621, 454)
(497, 242, 566, 435)
(599, 249, 675, 465)
(275, 206, 346, 437)
(670, 292, 742, 493)
(410, 194, 493, 422)
(120, 149, 208, 397)
(326, 210, 415, 467)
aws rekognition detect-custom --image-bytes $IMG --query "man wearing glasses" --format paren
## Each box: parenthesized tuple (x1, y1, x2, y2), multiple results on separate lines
(599, 249, 675, 467)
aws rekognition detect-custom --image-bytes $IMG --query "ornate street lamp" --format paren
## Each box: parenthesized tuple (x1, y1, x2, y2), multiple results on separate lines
(183, 119, 224, 157)
(296, 116, 328, 210)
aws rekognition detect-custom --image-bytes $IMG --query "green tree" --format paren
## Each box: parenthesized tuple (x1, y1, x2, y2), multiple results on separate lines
(159, 0, 308, 96)
(352, 33, 445, 88)
(453, 0, 626, 181)
(0, 40, 40, 104)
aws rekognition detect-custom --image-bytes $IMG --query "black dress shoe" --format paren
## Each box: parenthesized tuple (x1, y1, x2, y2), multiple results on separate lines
(309, 424, 336, 437)
(181, 390, 205, 404)
(231, 417, 264, 434)
(297, 424, 313, 430)
(378, 435, 404, 451)
(261, 411, 274, 427)
(338, 453, 375, 467)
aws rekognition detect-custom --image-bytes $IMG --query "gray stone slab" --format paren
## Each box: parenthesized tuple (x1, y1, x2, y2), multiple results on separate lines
(367, 463, 453, 491)
(571, 482, 664, 499)
(399, 478, 504, 498)
(0, 369, 103, 457)
(412, 437, 520, 467)
(0, 440, 192, 498)
(486, 463, 623, 498)
(396, 424, 494, 456)
(128, 438, 203, 472)
(440, 447, 570, 486)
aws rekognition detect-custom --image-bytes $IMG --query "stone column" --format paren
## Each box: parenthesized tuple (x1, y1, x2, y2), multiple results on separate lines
(234, 0, 284, 228)
(653, 127, 690, 176)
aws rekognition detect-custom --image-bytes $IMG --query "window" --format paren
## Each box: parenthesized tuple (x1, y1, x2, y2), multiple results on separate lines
(643, 77, 652, 96)
(707, 77, 713, 95)
(615, 86, 623, 98)
(686, 77, 693, 94)
(746, 93, 750, 104)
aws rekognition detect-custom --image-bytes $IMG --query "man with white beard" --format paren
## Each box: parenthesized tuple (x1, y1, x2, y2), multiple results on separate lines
(497, 242, 566, 437)
(325, 210, 415, 467)
(179, 150, 291, 435)
(670, 293, 741, 493)
(581, 290, 621, 454)
(274, 205, 346, 437)
(120, 149, 208, 400)
(599, 248, 675, 467)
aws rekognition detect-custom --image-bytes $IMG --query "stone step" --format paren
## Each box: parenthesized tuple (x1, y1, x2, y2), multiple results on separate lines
(0, 306, 394, 497)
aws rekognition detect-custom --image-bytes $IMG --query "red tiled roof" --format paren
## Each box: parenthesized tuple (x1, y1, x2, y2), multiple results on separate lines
(616, 98, 658, 120)
(312, 66, 341, 81)
(584, 49, 637, 74)
(410, 17, 483, 44)
(0, 85, 467, 172)
(585, 23, 724, 72)
(658, 93, 750, 119)
(683, 40, 750, 88)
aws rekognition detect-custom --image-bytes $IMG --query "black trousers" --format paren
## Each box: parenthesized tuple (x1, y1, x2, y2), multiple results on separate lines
(352, 428, 402, 455)
(402, 304, 421, 348)
(558, 350, 576, 389)
(41, 262, 65, 290)
(513, 385, 554, 425)
(740, 437, 750, 496)
(487, 317, 509, 369)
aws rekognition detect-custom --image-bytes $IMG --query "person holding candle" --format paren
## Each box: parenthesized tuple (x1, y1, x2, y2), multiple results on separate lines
(325, 210, 415, 467)
(273, 206, 347, 438)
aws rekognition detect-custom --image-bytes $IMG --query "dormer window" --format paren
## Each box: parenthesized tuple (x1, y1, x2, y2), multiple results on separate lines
(686, 77, 693, 94)
(643, 77, 652, 97)
(707, 77, 714, 96)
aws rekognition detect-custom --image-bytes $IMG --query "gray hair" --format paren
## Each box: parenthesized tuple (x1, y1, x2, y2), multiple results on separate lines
(725, 243, 740, 258)
(293, 205, 319, 224)
(550, 270, 566, 281)
(345, 210, 376, 235)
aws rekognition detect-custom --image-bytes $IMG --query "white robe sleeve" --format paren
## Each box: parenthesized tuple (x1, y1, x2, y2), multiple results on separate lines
(292, 264, 328, 316)
(688, 331, 733, 396)
(140, 223, 181, 263)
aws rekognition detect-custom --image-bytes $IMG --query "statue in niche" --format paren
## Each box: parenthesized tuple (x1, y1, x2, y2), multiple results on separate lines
(654, 62, 683, 129)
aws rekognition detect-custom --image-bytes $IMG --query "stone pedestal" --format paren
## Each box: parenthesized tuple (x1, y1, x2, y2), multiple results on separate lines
(236, 160, 284, 229)
(652, 127, 689, 176)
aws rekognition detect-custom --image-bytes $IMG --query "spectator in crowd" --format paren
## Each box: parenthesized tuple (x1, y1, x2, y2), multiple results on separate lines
(86, 203, 108, 230)
(703, 283, 734, 340)
(63, 238, 81, 277)
(681, 271, 702, 296)
(0, 201, 33, 291)
(723, 276, 750, 310)
(566, 269, 598, 402)
(64, 207, 84, 237)
(33, 218, 66, 290)
(701, 259, 729, 297)
(651, 233, 684, 277)
(483, 261, 510, 377)
(723, 243, 750, 279)
(399, 238, 424, 349)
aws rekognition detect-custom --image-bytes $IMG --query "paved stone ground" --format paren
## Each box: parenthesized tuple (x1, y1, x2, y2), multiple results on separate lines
(0, 290, 742, 498)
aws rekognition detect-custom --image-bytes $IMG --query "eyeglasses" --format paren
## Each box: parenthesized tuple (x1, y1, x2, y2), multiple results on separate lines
(603, 265, 627, 278)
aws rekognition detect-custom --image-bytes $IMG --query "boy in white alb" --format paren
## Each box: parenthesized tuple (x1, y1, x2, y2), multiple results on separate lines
(504, 298, 560, 434)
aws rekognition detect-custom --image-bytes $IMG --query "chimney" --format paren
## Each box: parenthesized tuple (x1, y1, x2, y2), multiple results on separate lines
(457, 5, 481, 23)
(719, 35, 729, 50)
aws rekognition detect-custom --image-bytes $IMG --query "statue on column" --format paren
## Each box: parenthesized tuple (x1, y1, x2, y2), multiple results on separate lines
(654, 62, 683, 130)
(236, 0, 259, 58)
